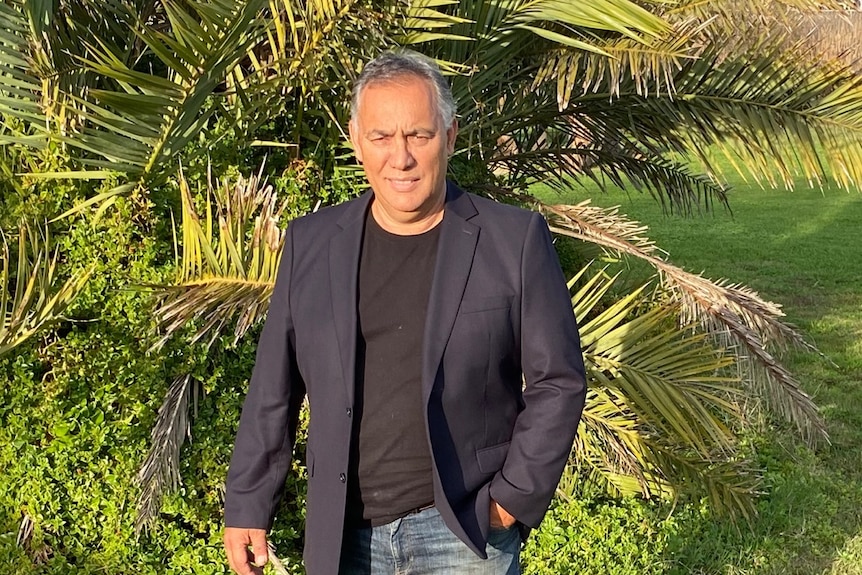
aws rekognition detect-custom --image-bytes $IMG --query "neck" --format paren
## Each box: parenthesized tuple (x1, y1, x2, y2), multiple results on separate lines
(370, 196, 445, 236)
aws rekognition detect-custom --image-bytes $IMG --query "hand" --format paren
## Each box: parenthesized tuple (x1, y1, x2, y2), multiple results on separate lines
(489, 499, 517, 529)
(224, 527, 269, 575)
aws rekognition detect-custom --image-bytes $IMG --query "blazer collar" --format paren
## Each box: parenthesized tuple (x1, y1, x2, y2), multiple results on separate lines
(421, 182, 480, 401)
(329, 191, 372, 405)
(329, 182, 480, 405)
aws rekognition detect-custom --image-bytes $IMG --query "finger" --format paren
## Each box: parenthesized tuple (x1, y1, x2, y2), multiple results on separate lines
(249, 529, 269, 567)
(224, 532, 254, 575)
(244, 549, 264, 575)
(489, 502, 503, 528)
(489, 500, 514, 528)
(225, 542, 248, 575)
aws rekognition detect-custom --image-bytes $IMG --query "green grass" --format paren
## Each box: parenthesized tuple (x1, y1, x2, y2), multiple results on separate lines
(535, 178, 862, 575)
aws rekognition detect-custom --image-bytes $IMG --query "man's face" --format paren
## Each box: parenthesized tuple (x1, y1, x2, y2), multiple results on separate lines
(349, 75, 457, 226)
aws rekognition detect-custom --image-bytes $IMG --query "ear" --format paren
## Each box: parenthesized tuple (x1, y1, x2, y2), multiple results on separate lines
(445, 119, 458, 155)
(349, 119, 363, 163)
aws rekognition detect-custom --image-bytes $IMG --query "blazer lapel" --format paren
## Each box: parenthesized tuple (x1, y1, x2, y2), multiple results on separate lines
(329, 192, 372, 406)
(422, 183, 479, 401)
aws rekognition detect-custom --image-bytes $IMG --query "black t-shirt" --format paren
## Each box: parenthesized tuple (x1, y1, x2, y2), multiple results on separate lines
(345, 210, 440, 527)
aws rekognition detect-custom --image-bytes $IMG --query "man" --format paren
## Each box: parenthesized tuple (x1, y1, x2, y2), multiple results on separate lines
(223, 50, 587, 575)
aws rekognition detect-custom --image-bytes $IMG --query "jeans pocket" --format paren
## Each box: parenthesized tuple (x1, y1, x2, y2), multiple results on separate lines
(487, 524, 519, 549)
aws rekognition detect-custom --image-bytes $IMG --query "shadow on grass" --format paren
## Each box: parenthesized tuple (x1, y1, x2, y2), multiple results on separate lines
(665, 423, 862, 575)
(534, 173, 862, 575)
(659, 191, 862, 575)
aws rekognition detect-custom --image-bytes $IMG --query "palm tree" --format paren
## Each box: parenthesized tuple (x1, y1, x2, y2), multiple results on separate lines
(2, 0, 860, 535)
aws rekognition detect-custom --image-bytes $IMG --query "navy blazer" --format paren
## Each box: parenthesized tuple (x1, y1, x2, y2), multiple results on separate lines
(225, 182, 587, 575)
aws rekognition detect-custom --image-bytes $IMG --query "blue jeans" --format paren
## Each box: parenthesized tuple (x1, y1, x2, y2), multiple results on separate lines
(338, 506, 520, 574)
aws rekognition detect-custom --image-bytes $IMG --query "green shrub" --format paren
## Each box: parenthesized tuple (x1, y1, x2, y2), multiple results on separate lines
(522, 494, 679, 575)
(0, 169, 335, 573)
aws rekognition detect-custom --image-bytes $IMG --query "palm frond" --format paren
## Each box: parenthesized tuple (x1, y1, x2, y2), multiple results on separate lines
(0, 0, 151, 154)
(440, 0, 672, 130)
(0, 224, 91, 357)
(569, 387, 659, 498)
(533, 19, 703, 107)
(465, 0, 669, 44)
(486, 140, 730, 214)
(396, 0, 473, 45)
(663, 38, 862, 191)
(0, 2, 52, 141)
(563, 264, 758, 518)
(642, 441, 761, 522)
(577, 278, 739, 457)
(135, 374, 201, 533)
(226, 0, 385, 142)
(552, 35, 862, 192)
(446, 3, 862, 217)
(150, 162, 285, 350)
(515, 196, 828, 442)
(84, 0, 267, 167)
(45, 0, 269, 218)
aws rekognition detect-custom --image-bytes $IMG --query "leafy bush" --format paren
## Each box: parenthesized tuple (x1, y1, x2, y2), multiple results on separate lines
(522, 494, 678, 575)
(0, 160, 351, 573)
(0, 195, 232, 573)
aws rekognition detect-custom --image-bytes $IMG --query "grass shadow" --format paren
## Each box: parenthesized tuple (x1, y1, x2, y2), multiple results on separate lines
(535, 180, 862, 574)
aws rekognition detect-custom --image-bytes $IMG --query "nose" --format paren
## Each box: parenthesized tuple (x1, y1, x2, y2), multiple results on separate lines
(389, 136, 416, 170)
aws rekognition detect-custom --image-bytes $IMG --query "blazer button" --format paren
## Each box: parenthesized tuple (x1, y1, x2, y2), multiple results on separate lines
(339, 473, 346, 483)
(346, 408, 352, 417)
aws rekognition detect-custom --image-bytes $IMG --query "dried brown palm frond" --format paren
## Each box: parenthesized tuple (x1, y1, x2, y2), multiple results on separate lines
(135, 374, 201, 533)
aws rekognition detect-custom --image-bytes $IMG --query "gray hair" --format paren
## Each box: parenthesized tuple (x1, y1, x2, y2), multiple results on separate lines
(351, 50, 457, 127)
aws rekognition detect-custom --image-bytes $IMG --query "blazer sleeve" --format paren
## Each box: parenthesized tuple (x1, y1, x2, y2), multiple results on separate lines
(488, 212, 587, 528)
(224, 224, 306, 530)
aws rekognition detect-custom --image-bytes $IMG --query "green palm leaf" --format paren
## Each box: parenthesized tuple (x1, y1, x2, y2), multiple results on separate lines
(427, 0, 862, 214)
(0, 0, 152, 155)
(565, 264, 758, 520)
(40, 0, 270, 220)
(80, 0, 266, 168)
(0, 2, 52, 140)
(0, 224, 91, 358)
(150, 162, 285, 350)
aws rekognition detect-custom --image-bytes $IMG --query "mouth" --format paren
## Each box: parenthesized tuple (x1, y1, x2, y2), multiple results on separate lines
(387, 177, 420, 191)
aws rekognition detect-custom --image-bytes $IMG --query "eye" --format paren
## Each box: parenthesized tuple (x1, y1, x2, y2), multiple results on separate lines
(370, 135, 392, 145)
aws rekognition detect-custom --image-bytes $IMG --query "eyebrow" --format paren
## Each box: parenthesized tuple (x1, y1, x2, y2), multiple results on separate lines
(365, 128, 437, 137)
(409, 128, 437, 137)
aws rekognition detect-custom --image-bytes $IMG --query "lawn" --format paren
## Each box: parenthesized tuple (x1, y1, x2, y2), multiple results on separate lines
(534, 176, 862, 574)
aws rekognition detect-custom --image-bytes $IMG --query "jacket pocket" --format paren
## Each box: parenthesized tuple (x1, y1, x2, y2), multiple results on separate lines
(306, 446, 315, 478)
(476, 441, 510, 474)
(460, 295, 513, 314)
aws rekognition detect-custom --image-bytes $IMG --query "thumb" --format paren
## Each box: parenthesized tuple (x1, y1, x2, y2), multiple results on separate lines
(249, 530, 268, 567)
